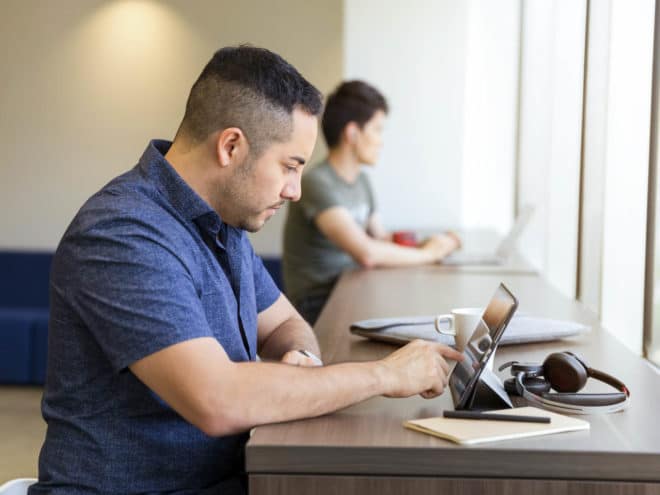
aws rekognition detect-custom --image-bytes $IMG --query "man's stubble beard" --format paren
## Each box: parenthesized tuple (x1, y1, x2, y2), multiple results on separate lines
(221, 154, 267, 233)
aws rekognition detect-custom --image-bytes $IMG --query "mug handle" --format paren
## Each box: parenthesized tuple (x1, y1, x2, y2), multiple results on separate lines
(434, 314, 455, 335)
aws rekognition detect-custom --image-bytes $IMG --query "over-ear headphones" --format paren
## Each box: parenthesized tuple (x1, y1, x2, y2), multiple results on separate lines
(499, 351, 630, 414)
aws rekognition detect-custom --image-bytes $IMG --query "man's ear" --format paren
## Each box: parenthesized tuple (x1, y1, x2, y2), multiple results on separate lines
(216, 127, 248, 168)
(344, 122, 360, 145)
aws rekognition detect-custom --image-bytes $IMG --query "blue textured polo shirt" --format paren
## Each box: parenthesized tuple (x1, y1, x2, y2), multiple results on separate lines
(30, 140, 281, 495)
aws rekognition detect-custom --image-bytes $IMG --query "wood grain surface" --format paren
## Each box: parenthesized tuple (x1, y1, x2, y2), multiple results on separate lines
(247, 266, 660, 489)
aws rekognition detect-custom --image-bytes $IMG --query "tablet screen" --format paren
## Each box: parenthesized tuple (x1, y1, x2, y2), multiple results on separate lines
(449, 283, 518, 410)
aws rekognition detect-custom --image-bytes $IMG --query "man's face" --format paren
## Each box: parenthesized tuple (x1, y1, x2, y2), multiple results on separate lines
(222, 108, 318, 232)
(354, 109, 386, 165)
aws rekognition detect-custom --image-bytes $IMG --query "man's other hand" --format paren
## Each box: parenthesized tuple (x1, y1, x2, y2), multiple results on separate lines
(281, 349, 323, 367)
(420, 233, 461, 262)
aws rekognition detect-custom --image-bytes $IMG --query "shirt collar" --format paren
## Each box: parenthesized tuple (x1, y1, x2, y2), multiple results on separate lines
(138, 139, 222, 235)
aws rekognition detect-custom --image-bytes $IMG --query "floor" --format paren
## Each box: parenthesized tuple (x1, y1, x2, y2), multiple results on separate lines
(0, 386, 45, 483)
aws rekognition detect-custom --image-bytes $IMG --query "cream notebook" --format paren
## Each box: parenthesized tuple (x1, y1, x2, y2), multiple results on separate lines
(404, 407, 589, 445)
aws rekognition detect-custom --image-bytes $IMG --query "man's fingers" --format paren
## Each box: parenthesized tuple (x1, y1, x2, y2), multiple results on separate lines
(420, 388, 441, 399)
(437, 345, 464, 362)
(280, 350, 319, 367)
(446, 230, 462, 249)
(383, 340, 461, 398)
(436, 353, 449, 376)
(423, 379, 445, 398)
(280, 351, 300, 365)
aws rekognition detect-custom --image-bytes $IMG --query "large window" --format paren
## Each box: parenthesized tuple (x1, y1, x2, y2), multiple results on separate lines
(645, 0, 660, 367)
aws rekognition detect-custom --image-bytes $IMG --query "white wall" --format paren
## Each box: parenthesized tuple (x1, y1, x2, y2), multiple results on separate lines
(517, 0, 587, 299)
(344, 0, 523, 234)
(460, 0, 520, 234)
(0, 0, 343, 254)
(600, 0, 656, 355)
(344, 0, 470, 231)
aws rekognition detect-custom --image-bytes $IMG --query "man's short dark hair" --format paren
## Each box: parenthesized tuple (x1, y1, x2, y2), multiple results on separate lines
(177, 45, 323, 156)
(321, 80, 389, 148)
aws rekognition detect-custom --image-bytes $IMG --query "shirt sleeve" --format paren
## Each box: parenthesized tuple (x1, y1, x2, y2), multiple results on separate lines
(362, 172, 377, 217)
(61, 216, 214, 373)
(299, 172, 342, 221)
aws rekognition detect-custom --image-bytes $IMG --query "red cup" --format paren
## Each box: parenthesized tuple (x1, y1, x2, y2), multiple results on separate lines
(392, 230, 417, 247)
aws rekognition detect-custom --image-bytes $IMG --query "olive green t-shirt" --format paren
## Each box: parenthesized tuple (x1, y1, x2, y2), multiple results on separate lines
(283, 161, 376, 305)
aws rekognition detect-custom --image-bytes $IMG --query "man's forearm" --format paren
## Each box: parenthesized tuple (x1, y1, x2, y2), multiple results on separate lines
(131, 337, 461, 439)
(258, 316, 321, 361)
(364, 238, 436, 267)
(209, 359, 386, 436)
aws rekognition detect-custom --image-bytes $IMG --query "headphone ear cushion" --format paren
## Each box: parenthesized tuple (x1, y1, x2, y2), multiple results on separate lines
(505, 376, 552, 396)
(543, 352, 588, 393)
(504, 378, 519, 395)
(521, 377, 552, 395)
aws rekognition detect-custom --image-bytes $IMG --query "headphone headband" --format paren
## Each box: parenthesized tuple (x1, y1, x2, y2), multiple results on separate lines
(587, 367, 630, 396)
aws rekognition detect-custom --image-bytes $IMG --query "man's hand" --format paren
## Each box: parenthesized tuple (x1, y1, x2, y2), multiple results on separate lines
(377, 340, 464, 399)
(419, 233, 461, 262)
(444, 230, 462, 250)
(281, 349, 323, 367)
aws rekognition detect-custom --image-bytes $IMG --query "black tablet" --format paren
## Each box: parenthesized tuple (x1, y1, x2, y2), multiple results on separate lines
(449, 283, 518, 410)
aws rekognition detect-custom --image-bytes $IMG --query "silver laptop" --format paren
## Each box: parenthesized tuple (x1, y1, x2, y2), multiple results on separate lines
(349, 313, 589, 347)
(441, 206, 534, 266)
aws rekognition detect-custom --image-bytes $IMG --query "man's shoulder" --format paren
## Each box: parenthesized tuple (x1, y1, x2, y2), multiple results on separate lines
(72, 169, 169, 233)
(61, 168, 190, 259)
(53, 169, 202, 284)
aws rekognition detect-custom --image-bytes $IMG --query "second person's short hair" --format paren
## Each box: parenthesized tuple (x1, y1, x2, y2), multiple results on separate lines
(321, 80, 388, 148)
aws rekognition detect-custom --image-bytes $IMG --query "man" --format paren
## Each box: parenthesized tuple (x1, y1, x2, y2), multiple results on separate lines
(31, 47, 462, 495)
(283, 80, 460, 325)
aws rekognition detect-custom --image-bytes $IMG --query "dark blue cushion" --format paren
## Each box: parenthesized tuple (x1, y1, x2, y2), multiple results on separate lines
(0, 251, 52, 384)
(31, 314, 49, 383)
(0, 251, 52, 308)
(0, 309, 37, 383)
(0, 308, 49, 384)
(262, 257, 283, 291)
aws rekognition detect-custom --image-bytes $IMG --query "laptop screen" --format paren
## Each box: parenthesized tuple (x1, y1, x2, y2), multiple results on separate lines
(495, 205, 535, 258)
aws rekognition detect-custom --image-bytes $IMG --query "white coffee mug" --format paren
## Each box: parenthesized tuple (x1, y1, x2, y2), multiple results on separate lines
(434, 307, 495, 370)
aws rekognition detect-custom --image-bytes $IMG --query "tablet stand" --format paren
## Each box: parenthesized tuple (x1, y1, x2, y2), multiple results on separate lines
(458, 367, 513, 411)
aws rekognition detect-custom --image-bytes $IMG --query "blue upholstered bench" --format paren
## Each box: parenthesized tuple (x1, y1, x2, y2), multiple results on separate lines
(0, 251, 52, 384)
(0, 251, 282, 384)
